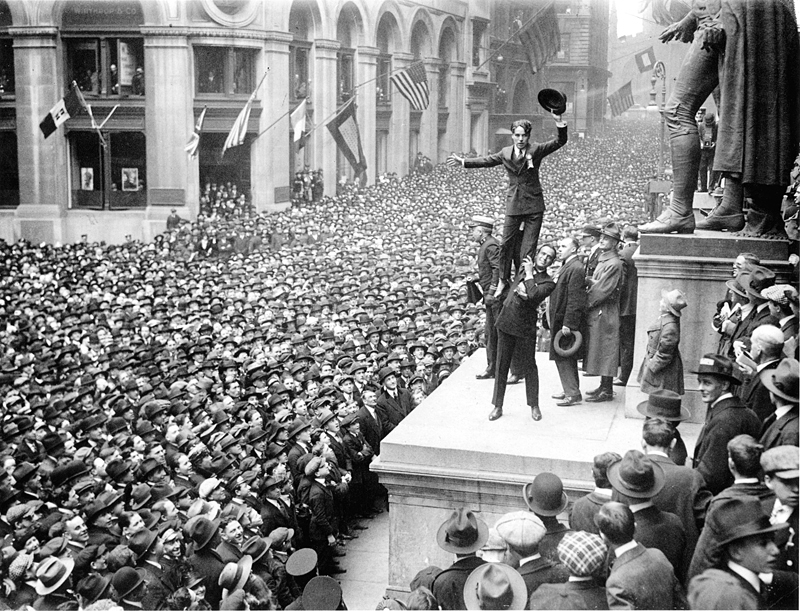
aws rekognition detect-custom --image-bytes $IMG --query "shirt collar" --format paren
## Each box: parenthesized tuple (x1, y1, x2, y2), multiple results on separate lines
(734, 477, 759, 484)
(518, 553, 541, 565)
(593, 487, 612, 497)
(614, 540, 638, 558)
(629, 501, 654, 513)
(774, 404, 794, 420)
(780, 314, 794, 326)
(711, 392, 734, 407)
(568, 576, 593, 582)
(727, 560, 761, 592)
(647, 450, 669, 458)
(757, 359, 781, 373)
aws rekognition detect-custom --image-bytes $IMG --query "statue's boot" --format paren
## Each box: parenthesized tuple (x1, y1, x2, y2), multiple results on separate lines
(738, 185, 787, 238)
(640, 134, 697, 234)
(697, 175, 745, 231)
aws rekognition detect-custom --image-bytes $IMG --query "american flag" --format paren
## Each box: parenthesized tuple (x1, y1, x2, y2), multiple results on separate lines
(390, 62, 430, 111)
(517, 2, 561, 75)
(184, 106, 207, 158)
(608, 81, 635, 117)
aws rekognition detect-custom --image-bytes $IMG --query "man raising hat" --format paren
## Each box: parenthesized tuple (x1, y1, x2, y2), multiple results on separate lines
(469, 215, 501, 380)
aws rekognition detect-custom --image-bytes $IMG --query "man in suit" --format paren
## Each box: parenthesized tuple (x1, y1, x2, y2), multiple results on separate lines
(187, 517, 226, 608)
(356, 386, 383, 456)
(549, 237, 587, 406)
(741, 325, 785, 422)
(607, 450, 687, 580)
(448, 113, 567, 294)
(597, 501, 686, 610)
(761, 284, 798, 349)
(580, 225, 602, 281)
(692, 354, 761, 495)
(470, 215, 501, 380)
(301, 456, 343, 576)
(761, 446, 799, 575)
(759, 358, 799, 449)
(494, 511, 568, 599)
(375, 367, 413, 435)
(431, 508, 488, 610)
(528, 531, 609, 610)
(286, 418, 313, 487)
(569, 451, 620, 534)
(585, 224, 624, 403)
(490, 246, 556, 422)
(727, 266, 780, 359)
(615, 225, 639, 387)
(688, 497, 797, 610)
(260, 477, 301, 548)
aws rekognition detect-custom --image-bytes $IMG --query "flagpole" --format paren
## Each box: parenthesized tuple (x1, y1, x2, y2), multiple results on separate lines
(474, 3, 552, 72)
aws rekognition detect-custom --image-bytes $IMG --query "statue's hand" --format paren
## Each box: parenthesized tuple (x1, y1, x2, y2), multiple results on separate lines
(660, 14, 697, 44)
(700, 24, 725, 51)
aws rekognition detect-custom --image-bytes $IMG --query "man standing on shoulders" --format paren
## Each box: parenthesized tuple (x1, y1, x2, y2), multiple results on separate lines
(615, 225, 639, 387)
(584, 224, 624, 403)
(549, 237, 587, 406)
(470, 215, 501, 380)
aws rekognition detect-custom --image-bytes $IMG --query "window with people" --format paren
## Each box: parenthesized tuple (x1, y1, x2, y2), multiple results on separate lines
(195, 46, 259, 96)
(66, 38, 144, 97)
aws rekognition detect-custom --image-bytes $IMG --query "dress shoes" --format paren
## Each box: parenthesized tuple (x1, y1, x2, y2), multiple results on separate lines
(585, 387, 602, 397)
(585, 391, 614, 403)
(531, 405, 542, 421)
(488, 406, 503, 421)
(340, 533, 358, 540)
(475, 370, 495, 380)
(639, 210, 695, 234)
(507, 374, 522, 384)
(612, 378, 626, 386)
(551, 392, 566, 400)
(556, 396, 582, 406)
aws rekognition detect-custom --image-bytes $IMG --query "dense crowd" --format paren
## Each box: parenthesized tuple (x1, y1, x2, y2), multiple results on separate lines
(0, 117, 796, 610)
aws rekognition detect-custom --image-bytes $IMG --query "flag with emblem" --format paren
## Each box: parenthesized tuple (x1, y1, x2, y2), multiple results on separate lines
(39, 82, 88, 138)
(608, 81, 635, 117)
(390, 62, 430, 111)
(635, 47, 657, 73)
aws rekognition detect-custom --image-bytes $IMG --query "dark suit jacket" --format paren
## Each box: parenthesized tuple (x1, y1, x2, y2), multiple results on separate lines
(606, 543, 686, 610)
(215, 539, 242, 563)
(376, 387, 413, 435)
(569, 491, 611, 534)
(530, 579, 609, 610)
(539, 517, 573, 566)
(741, 359, 780, 422)
(463, 126, 567, 216)
(760, 405, 799, 449)
(189, 546, 225, 608)
(477, 234, 501, 295)
(549, 255, 587, 360)
(728, 305, 779, 357)
(356, 405, 383, 455)
(632, 505, 686, 581)
(260, 498, 301, 543)
(618, 242, 639, 318)
(519, 555, 569, 598)
(496, 270, 555, 338)
(431, 555, 486, 610)
(287, 441, 311, 485)
(693, 396, 761, 495)
(305, 479, 335, 541)
(327, 434, 350, 471)
(781, 315, 798, 343)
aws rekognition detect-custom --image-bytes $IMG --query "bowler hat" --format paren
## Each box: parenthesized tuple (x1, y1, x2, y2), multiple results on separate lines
(463, 563, 527, 611)
(378, 367, 397, 383)
(759, 358, 798, 403)
(636, 389, 691, 421)
(35, 556, 75, 595)
(711, 496, 788, 546)
(661, 288, 688, 317)
(523, 473, 569, 516)
(302, 576, 343, 611)
(607, 450, 665, 499)
(690, 353, 741, 384)
(537, 88, 568, 115)
(553, 329, 583, 357)
(111, 566, 147, 600)
(436, 508, 489, 554)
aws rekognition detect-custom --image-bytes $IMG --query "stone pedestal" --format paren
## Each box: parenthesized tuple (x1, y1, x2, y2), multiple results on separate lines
(624, 231, 793, 424)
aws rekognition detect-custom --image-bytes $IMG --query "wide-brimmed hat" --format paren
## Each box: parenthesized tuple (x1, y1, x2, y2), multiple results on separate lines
(712, 496, 788, 546)
(661, 289, 687, 317)
(523, 473, 569, 516)
(436, 508, 489, 554)
(690, 354, 741, 385)
(636, 389, 691, 421)
(186, 516, 219, 550)
(302, 576, 343, 610)
(725, 273, 750, 299)
(743, 265, 776, 300)
(537, 88, 568, 115)
(35, 556, 75, 595)
(557, 531, 608, 577)
(219, 555, 252, 596)
(599, 223, 621, 241)
(607, 450, 665, 499)
(469, 215, 494, 230)
(759, 358, 799, 403)
(242, 535, 272, 564)
(553, 330, 583, 357)
(463, 563, 527, 610)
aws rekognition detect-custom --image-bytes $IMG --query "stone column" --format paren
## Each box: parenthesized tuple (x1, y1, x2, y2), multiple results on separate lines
(257, 31, 292, 212)
(356, 45, 378, 186)
(389, 52, 412, 177)
(142, 28, 193, 239)
(445, 61, 466, 158)
(420, 58, 439, 162)
(12, 27, 66, 244)
(312, 39, 339, 197)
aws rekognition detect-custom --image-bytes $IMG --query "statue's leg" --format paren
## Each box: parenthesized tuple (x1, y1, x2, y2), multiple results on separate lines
(640, 34, 720, 234)
(739, 184, 787, 237)
(696, 173, 746, 231)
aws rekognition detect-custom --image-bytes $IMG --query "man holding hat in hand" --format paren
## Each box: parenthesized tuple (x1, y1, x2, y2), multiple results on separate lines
(470, 214, 501, 380)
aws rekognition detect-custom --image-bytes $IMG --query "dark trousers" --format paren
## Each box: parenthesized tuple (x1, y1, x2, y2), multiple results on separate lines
(699, 148, 719, 191)
(499, 210, 544, 282)
(618, 315, 636, 385)
(484, 300, 501, 372)
(555, 355, 581, 398)
(493, 330, 539, 408)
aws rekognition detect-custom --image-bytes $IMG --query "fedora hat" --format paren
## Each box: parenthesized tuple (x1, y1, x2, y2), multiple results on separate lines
(35, 556, 75, 595)
(607, 450, 665, 499)
(187, 516, 220, 550)
(599, 223, 621, 242)
(743, 265, 776, 300)
(436, 508, 489, 554)
(286, 418, 311, 440)
(759, 358, 799, 403)
(242, 535, 272, 564)
(712, 496, 788, 546)
(128, 528, 158, 560)
(553, 329, 583, 357)
(537, 88, 568, 115)
(523, 473, 568, 516)
(690, 354, 741, 385)
(661, 289, 688, 317)
(636, 389, 691, 421)
(302, 576, 343, 611)
(463, 563, 527, 611)
(111, 566, 147, 600)
(725, 272, 750, 299)
(219, 555, 252, 596)
(378, 367, 397, 383)
(76, 573, 112, 605)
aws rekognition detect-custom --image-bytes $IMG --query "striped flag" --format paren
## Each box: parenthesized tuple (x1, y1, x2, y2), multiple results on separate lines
(184, 106, 207, 158)
(222, 72, 267, 156)
(327, 98, 367, 175)
(290, 99, 307, 143)
(517, 2, 561, 75)
(608, 81, 635, 117)
(390, 62, 430, 111)
(39, 82, 87, 138)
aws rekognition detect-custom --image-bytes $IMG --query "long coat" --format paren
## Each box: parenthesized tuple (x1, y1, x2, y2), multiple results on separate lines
(618, 242, 639, 318)
(585, 250, 623, 377)
(549, 255, 587, 360)
(476, 234, 500, 295)
(637, 312, 684, 395)
(463, 127, 567, 216)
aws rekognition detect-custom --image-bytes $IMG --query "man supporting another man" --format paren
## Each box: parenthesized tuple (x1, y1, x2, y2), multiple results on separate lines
(470, 215, 501, 380)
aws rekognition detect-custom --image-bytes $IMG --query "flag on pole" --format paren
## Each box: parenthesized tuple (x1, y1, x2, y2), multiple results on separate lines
(326, 98, 367, 175)
(222, 72, 267, 156)
(290, 99, 307, 143)
(608, 81, 635, 117)
(39, 82, 87, 138)
(185, 106, 207, 158)
(635, 47, 657, 73)
(517, 2, 561, 75)
(390, 62, 430, 111)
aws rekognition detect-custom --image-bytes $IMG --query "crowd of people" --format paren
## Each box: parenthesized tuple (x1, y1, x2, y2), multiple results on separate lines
(0, 116, 797, 610)
(291, 169, 324, 204)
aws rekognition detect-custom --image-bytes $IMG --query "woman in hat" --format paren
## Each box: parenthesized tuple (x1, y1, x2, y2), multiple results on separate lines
(637, 289, 688, 395)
